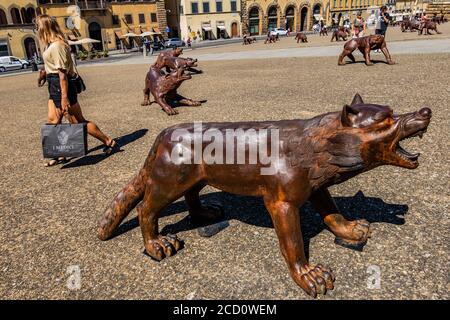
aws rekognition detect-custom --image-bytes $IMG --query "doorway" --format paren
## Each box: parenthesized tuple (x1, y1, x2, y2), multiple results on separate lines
(88, 22, 103, 50)
(24, 37, 37, 59)
(249, 7, 260, 35)
(267, 6, 278, 32)
(231, 22, 238, 37)
(285, 6, 295, 31)
(300, 7, 308, 31)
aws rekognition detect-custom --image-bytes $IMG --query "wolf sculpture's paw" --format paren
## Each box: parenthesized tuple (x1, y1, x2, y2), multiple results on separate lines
(144, 234, 184, 261)
(332, 219, 371, 251)
(292, 264, 335, 298)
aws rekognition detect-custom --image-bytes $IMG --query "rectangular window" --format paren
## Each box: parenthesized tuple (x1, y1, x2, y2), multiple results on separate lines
(0, 41, 9, 57)
(216, 1, 222, 12)
(112, 15, 120, 26)
(230, 0, 237, 12)
(124, 14, 133, 24)
(150, 13, 157, 23)
(203, 2, 210, 13)
(139, 13, 145, 24)
(191, 2, 198, 14)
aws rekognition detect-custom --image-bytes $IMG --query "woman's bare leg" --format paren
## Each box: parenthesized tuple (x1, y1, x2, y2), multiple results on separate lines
(65, 102, 113, 146)
(45, 100, 66, 166)
(47, 99, 63, 125)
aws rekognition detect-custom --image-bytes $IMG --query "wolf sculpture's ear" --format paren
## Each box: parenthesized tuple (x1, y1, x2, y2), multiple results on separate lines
(350, 93, 364, 106)
(341, 104, 359, 127)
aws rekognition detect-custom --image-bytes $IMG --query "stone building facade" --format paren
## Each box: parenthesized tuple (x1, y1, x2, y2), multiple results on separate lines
(241, 0, 330, 35)
(0, 0, 39, 59)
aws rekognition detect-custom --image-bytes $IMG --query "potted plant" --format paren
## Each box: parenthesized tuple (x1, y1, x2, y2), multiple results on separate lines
(89, 51, 96, 59)
(78, 51, 87, 61)
(103, 50, 109, 58)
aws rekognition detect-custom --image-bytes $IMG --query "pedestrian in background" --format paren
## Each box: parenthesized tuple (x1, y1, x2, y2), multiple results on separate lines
(375, 6, 391, 52)
(375, 6, 391, 37)
(352, 11, 366, 38)
(187, 37, 192, 49)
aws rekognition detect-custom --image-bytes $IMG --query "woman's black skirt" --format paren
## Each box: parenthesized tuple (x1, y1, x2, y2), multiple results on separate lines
(47, 73, 78, 108)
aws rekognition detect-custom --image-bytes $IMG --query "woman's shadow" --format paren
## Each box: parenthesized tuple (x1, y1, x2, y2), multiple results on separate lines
(110, 190, 408, 256)
(61, 129, 148, 169)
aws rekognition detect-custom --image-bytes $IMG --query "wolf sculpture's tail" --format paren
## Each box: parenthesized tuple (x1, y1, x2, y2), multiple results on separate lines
(97, 134, 163, 240)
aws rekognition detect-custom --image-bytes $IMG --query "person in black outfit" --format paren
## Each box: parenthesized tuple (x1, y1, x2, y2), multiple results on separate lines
(375, 6, 391, 37)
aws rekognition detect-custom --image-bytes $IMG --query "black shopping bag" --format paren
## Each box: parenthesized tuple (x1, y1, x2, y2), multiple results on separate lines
(41, 123, 88, 158)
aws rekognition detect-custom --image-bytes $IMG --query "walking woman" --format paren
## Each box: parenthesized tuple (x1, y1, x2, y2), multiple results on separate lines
(36, 15, 119, 167)
(352, 11, 366, 38)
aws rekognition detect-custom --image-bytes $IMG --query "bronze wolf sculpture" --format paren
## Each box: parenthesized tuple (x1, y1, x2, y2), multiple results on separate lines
(401, 19, 421, 32)
(141, 66, 201, 115)
(419, 21, 442, 35)
(331, 26, 350, 42)
(338, 34, 394, 66)
(154, 49, 202, 74)
(98, 94, 431, 297)
(295, 33, 308, 43)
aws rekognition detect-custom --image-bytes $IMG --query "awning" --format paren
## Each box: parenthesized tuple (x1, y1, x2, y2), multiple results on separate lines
(141, 31, 162, 37)
(114, 30, 123, 38)
(69, 38, 100, 45)
(217, 26, 226, 30)
(122, 32, 139, 38)
(202, 27, 212, 31)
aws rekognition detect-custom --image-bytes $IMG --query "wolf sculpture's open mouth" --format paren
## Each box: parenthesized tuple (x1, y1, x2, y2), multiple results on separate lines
(393, 107, 431, 167)
(396, 128, 427, 164)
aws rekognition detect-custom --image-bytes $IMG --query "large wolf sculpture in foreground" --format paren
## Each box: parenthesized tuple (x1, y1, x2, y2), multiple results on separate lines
(98, 94, 432, 297)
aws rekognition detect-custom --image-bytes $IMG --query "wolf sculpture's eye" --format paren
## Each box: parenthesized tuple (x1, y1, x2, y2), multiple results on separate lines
(372, 111, 393, 123)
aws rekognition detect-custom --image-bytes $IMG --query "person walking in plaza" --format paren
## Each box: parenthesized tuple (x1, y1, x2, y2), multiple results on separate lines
(352, 11, 366, 38)
(375, 6, 391, 52)
(187, 37, 192, 49)
(375, 6, 391, 37)
(419, 11, 429, 32)
(36, 15, 119, 167)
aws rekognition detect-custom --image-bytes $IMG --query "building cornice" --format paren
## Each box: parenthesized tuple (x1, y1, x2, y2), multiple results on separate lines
(183, 11, 241, 16)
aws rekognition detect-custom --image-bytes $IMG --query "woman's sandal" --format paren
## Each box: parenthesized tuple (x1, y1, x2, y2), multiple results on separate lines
(44, 157, 67, 167)
(103, 139, 120, 155)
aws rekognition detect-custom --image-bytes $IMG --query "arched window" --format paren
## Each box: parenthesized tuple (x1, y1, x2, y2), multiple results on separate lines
(25, 7, 36, 23)
(313, 4, 321, 14)
(267, 6, 278, 32)
(248, 7, 260, 35)
(0, 9, 7, 26)
(300, 7, 308, 31)
(10, 7, 22, 24)
(286, 6, 295, 16)
(285, 6, 295, 31)
(313, 4, 322, 24)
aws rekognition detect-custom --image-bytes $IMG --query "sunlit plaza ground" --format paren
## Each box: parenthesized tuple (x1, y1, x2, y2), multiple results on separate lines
(0, 25, 449, 299)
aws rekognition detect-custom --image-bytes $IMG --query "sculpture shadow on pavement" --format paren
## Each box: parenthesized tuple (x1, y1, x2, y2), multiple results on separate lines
(61, 129, 148, 169)
(110, 190, 408, 258)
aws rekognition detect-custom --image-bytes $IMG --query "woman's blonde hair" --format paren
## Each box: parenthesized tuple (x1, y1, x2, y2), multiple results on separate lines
(36, 14, 66, 48)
